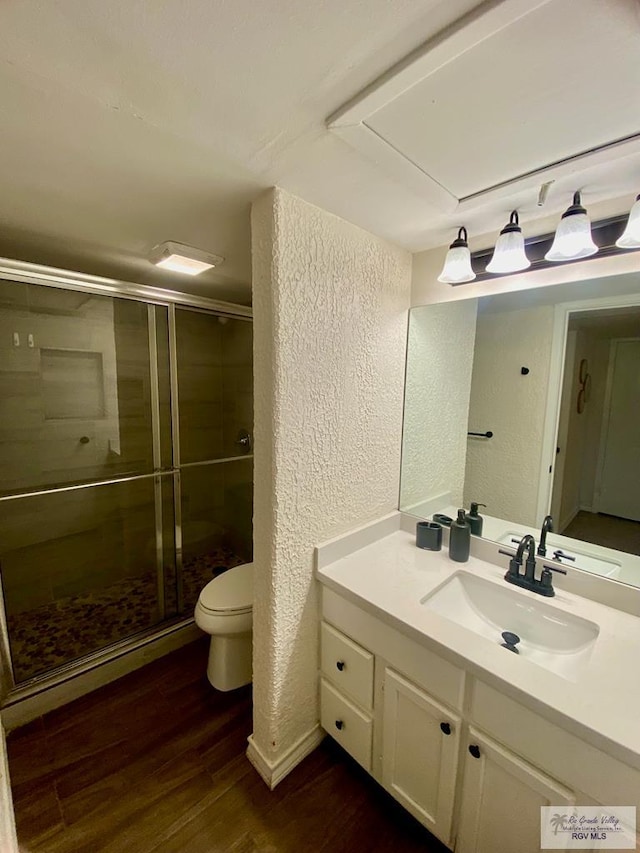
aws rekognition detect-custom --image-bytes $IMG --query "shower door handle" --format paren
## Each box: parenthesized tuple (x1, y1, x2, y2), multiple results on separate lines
(235, 430, 252, 453)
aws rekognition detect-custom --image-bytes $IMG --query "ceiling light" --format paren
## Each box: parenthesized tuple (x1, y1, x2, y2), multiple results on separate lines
(437, 227, 476, 284)
(616, 194, 640, 249)
(150, 241, 224, 276)
(486, 211, 530, 274)
(544, 192, 598, 262)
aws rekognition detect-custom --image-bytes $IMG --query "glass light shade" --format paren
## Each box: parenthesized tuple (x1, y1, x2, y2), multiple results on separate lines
(150, 241, 223, 275)
(155, 254, 214, 275)
(486, 221, 530, 274)
(438, 246, 476, 283)
(438, 227, 476, 284)
(545, 193, 597, 262)
(616, 195, 640, 249)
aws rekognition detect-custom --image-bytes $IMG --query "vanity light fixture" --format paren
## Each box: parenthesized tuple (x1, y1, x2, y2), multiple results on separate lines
(616, 194, 640, 249)
(544, 192, 598, 262)
(437, 227, 476, 284)
(486, 211, 530, 274)
(150, 241, 224, 276)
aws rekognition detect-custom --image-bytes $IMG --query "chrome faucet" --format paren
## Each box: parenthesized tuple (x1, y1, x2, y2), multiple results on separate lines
(499, 533, 567, 597)
(537, 515, 553, 556)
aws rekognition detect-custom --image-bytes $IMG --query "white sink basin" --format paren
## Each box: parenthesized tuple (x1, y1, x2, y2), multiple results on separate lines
(497, 532, 621, 579)
(421, 572, 599, 681)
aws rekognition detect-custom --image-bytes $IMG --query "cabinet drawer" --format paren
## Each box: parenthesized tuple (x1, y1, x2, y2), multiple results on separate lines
(322, 588, 465, 710)
(321, 621, 374, 710)
(321, 678, 372, 771)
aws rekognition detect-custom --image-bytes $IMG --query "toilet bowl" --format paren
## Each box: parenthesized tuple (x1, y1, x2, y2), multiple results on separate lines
(194, 562, 253, 691)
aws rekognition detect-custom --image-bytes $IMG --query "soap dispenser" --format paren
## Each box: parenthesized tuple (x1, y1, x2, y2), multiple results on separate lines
(449, 509, 471, 563)
(465, 502, 486, 536)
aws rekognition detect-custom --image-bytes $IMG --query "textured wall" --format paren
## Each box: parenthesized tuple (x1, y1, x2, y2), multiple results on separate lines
(400, 301, 477, 511)
(463, 304, 555, 527)
(251, 188, 411, 764)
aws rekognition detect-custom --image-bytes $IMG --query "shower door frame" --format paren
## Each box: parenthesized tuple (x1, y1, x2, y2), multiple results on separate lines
(0, 257, 252, 704)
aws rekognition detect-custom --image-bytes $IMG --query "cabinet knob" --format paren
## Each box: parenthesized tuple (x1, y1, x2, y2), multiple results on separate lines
(335, 720, 344, 731)
(469, 744, 481, 759)
(440, 722, 451, 735)
(336, 661, 345, 671)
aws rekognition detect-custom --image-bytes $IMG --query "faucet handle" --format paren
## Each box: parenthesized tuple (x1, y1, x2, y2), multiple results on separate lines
(539, 564, 567, 597)
(552, 550, 576, 562)
(543, 564, 568, 575)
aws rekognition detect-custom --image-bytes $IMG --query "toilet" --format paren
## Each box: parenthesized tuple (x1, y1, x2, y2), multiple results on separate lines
(194, 562, 253, 691)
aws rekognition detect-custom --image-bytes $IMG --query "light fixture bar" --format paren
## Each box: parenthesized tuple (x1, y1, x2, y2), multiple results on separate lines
(451, 214, 637, 286)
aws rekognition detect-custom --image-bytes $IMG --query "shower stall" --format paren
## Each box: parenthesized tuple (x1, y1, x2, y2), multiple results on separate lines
(0, 259, 253, 696)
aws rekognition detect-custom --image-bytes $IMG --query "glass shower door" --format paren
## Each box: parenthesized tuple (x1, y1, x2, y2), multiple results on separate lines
(174, 308, 253, 613)
(0, 282, 178, 684)
(0, 477, 176, 682)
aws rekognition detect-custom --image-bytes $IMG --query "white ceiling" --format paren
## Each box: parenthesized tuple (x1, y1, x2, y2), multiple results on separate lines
(0, 0, 639, 305)
(367, 0, 640, 199)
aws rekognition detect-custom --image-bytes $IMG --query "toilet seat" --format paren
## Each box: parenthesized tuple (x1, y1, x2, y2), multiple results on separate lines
(198, 562, 253, 615)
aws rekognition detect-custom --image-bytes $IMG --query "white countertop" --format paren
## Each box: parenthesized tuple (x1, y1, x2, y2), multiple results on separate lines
(433, 503, 640, 586)
(317, 528, 640, 770)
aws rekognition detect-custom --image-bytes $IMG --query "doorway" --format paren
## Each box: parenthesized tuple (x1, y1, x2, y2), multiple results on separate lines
(550, 307, 640, 554)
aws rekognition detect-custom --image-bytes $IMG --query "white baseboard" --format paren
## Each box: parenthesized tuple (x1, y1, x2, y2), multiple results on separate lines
(2, 622, 201, 731)
(246, 725, 325, 789)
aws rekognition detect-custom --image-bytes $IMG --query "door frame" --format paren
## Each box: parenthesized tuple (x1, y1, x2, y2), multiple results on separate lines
(536, 293, 640, 526)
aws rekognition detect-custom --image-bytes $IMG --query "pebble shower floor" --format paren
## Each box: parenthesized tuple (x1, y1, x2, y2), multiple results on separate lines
(6, 547, 245, 683)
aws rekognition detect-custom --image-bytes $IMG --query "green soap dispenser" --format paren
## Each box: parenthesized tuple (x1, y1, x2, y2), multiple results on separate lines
(449, 509, 471, 563)
(466, 502, 486, 536)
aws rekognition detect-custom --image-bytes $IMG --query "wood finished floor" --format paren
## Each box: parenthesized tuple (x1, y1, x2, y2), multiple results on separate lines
(563, 510, 640, 557)
(7, 637, 447, 853)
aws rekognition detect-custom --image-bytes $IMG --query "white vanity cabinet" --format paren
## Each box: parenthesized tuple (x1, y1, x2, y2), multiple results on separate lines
(456, 728, 574, 853)
(319, 587, 640, 852)
(319, 615, 462, 846)
(381, 667, 461, 844)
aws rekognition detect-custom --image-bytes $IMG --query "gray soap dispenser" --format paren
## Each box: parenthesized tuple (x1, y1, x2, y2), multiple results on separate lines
(465, 502, 486, 536)
(449, 509, 471, 562)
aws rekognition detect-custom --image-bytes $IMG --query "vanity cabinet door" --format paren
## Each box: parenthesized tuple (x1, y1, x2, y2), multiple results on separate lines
(457, 727, 575, 853)
(381, 668, 460, 846)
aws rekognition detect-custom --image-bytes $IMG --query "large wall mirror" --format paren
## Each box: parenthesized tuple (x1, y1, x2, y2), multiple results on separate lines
(400, 268, 640, 589)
